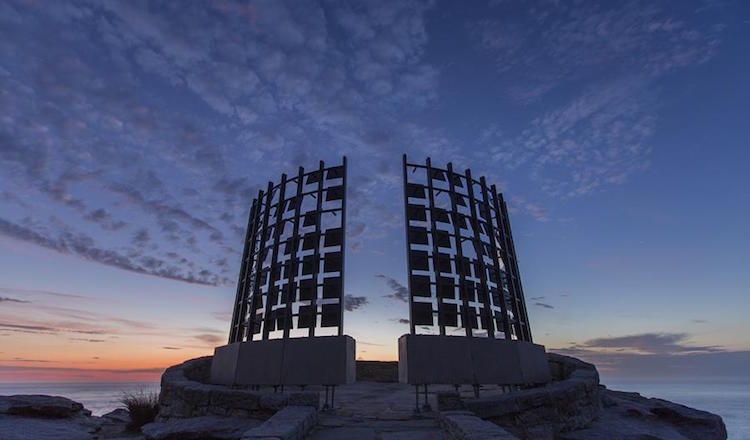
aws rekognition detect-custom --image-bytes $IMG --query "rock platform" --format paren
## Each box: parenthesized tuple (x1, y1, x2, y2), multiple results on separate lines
(0, 353, 728, 440)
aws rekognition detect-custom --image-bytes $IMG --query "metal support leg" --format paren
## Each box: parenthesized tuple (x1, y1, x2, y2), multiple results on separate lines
(331, 385, 336, 409)
(473, 384, 480, 398)
(414, 385, 421, 414)
(323, 386, 330, 410)
(422, 384, 431, 412)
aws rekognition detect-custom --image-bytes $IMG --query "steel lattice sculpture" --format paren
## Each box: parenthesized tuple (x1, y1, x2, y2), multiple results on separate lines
(213, 155, 547, 391)
(228, 158, 347, 343)
(402, 155, 532, 341)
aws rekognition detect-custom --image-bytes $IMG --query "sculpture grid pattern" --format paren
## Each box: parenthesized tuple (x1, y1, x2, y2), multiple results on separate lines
(229, 158, 347, 343)
(402, 155, 532, 341)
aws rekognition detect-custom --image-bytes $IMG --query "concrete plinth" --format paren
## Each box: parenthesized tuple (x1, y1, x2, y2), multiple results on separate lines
(210, 335, 356, 386)
(398, 334, 551, 385)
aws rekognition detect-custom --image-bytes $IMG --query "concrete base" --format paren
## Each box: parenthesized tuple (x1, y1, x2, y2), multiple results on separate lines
(210, 335, 356, 386)
(398, 334, 551, 385)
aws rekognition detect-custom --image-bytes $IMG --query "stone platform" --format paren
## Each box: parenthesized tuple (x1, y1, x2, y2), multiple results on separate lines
(1, 353, 726, 439)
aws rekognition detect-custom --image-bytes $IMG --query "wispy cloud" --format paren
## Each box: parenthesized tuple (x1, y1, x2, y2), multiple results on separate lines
(375, 274, 408, 303)
(344, 295, 369, 312)
(194, 333, 224, 346)
(0, 217, 222, 286)
(557, 332, 724, 356)
(0, 287, 89, 300)
(0, 297, 30, 304)
(473, 1, 724, 198)
(0, 0, 442, 289)
(551, 332, 749, 379)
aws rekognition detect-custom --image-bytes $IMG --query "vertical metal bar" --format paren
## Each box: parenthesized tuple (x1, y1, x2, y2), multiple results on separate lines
(480, 178, 511, 339)
(491, 185, 523, 340)
(464, 170, 494, 338)
(309, 161, 325, 337)
(247, 188, 269, 342)
(338, 156, 347, 336)
(446, 162, 471, 337)
(283, 167, 304, 339)
(263, 177, 287, 340)
(229, 197, 258, 343)
(498, 193, 532, 342)
(402, 154, 416, 335)
(425, 157, 446, 336)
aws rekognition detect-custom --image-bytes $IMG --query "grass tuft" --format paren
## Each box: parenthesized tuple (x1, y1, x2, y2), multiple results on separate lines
(120, 391, 159, 431)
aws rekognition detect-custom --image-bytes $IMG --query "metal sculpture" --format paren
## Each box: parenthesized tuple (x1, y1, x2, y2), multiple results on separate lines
(402, 155, 532, 341)
(228, 158, 347, 343)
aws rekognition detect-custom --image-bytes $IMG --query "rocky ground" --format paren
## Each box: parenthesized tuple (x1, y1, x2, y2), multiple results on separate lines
(0, 354, 728, 440)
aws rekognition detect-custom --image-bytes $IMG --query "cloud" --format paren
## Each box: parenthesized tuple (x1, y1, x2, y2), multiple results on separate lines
(558, 332, 723, 356)
(376, 274, 408, 302)
(4, 358, 54, 363)
(344, 295, 369, 311)
(0, 0, 442, 290)
(486, 78, 657, 198)
(0, 321, 106, 335)
(0, 298, 164, 339)
(194, 333, 224, 346)
(550, 332, 749, 379)
(0, 217, 222, 286)
(0, 297, 30, 304)
(357, 341, 385, 347)
(533, 302, 554, 309)
(473, 2, 724, 198)
(552, 348, 750, 380)
(471, 1, 722, 102)
(84, 208, 127, 231)
(69, 338, 107, 343)
(211, 311, 232, 322)
(162, 346, 181, 350)
(0, 287, 89, 300)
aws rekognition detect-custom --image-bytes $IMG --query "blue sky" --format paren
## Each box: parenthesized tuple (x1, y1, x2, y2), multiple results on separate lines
(1, 0, 749, 381)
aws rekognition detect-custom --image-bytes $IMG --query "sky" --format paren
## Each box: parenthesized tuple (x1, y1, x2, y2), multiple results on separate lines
(1, 0, 749, 382)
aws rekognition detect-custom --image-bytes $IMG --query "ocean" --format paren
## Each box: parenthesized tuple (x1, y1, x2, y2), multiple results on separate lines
(0, 381, 160, 417)
(1, 380, 748, 438)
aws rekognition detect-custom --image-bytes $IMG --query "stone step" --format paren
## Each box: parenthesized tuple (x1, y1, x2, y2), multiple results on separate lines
(242, 405, 317, 440)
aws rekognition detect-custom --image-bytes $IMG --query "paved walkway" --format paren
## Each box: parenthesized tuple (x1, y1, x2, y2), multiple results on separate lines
(305, 381, 488, 440)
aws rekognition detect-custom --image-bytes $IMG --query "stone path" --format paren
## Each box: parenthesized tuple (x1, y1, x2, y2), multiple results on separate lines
(305, 382, 458, 440)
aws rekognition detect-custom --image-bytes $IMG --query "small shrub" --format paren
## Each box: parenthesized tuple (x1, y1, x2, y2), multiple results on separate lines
(120, 391, 159, 431)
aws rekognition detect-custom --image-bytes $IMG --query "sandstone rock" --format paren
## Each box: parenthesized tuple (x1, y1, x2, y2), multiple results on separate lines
(102, 408, 131, 424)
(437, 353, 726, 440)
(436, 392, 467, 411)
(0, 394, 89, 418)
(242, 406, 317, 440)
(0, 414, 99, 440)
(558, 389, 727, 440)
(141, 415, 263, 440)
(438, 410, 518, 440)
